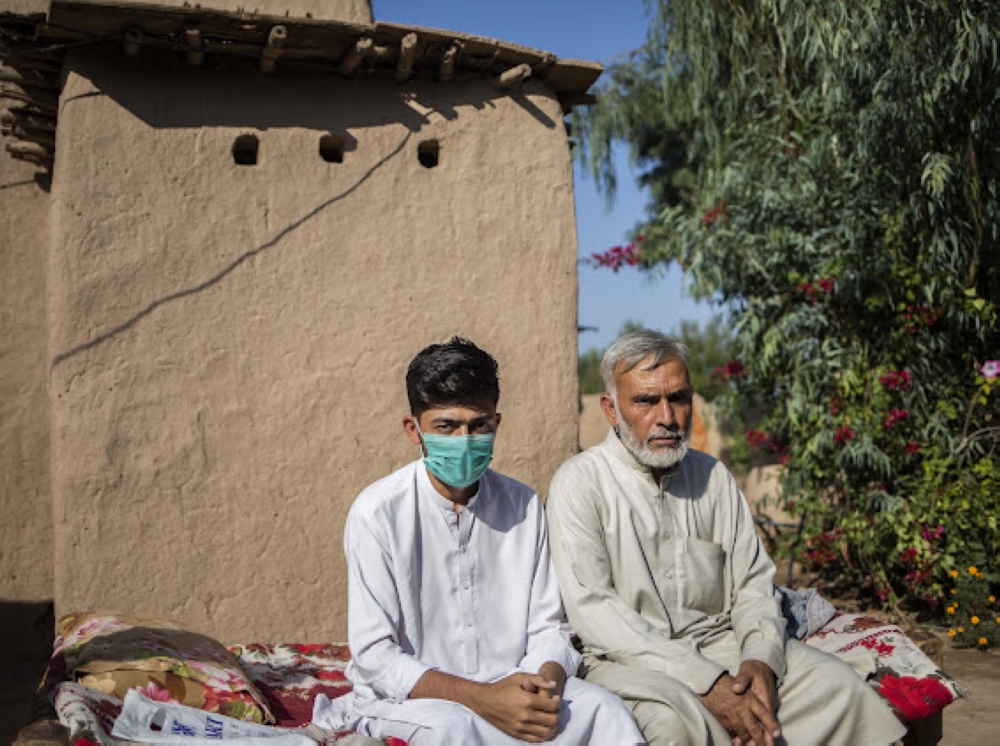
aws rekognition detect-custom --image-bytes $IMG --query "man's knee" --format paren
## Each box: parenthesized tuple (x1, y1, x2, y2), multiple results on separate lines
(631, 700, 690, 746)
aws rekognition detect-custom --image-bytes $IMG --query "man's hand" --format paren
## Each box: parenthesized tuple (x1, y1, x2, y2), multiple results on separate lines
(701, 671, 780, 746)
(471, 671, 562, 742)
(731, 660, 779, 720)
(411, 668, 561, 743)
(529, 661, 567, 700)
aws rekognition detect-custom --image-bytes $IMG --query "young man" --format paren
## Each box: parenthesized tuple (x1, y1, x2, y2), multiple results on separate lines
(312, 337, 642, 745)
(546, 330, 906, 745)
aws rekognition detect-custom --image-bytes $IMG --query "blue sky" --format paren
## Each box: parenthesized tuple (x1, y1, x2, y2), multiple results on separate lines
(374, 1, 720, 352)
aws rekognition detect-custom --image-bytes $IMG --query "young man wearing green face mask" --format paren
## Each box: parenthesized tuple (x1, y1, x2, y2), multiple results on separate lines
(312, 337, 642, 745)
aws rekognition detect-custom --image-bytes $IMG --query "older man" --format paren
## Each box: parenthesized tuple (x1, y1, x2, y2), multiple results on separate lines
(546, 330, 905, 745)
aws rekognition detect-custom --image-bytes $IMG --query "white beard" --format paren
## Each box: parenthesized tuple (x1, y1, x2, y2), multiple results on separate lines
(616, 405, 690, 470)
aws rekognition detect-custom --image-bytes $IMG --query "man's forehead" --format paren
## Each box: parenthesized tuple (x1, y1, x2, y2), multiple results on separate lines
(615, 357, 690, 388)
(423, 402, 497, 420)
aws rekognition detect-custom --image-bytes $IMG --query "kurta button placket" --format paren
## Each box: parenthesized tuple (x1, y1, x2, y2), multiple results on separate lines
(457, 504, 479, 673)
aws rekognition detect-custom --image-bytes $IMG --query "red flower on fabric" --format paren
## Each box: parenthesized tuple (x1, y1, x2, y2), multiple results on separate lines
(877, 674, 954, 721)
(860, 638, 896, 656)
(290, 643, 329, 655)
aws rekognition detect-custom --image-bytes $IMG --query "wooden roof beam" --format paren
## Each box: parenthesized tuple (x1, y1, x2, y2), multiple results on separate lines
(395, 32, 417, 84)
(338, 36, 372, 75)
(259, 25, 286, 73)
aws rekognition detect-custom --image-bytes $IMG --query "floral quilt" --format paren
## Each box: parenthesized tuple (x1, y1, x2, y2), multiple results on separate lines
(802, 613, 969, 722)
(45, 615, 965, 743)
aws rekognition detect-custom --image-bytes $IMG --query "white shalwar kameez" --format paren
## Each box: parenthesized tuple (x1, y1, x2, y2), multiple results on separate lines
(312, 461, 643, 745)
(546, 430, 907, 746)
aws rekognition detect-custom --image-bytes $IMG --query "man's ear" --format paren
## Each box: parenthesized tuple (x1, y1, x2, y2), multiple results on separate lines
(402, 415, 423, 447)
(599, 394, 619, 428)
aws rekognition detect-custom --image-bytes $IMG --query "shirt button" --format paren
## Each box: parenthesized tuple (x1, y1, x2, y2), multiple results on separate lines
(665, 572, 674, 579)
(462, 581, 470, 590)
(465, 618, 473, 627)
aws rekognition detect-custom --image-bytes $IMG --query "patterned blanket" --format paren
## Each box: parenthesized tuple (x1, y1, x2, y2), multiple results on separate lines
(49, 614, 967, 744)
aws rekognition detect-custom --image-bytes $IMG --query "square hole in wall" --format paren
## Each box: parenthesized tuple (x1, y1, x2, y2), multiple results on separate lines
(233, 134, 259, 165)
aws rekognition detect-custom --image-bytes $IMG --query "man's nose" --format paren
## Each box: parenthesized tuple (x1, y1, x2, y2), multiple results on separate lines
(656, 400, 676, 426)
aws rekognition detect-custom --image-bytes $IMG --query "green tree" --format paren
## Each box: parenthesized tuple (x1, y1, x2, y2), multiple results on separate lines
(577, 0, 1000, 617)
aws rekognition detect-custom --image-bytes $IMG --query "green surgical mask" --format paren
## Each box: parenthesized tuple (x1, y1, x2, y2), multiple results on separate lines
(418, 429, 495, 489)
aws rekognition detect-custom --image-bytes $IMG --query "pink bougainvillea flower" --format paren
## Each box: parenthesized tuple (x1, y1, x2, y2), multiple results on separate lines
(905, 441, 920, 456)
(834, 425, 855, 445)
(702, 200, 729, 227)
(884, 408, 910, 429)
(589, 242, 642, 273)
(920, 523, 945, 541)
(982, 360, 999, 379)
(879, 370, 912, 391)
(817, 277, 835, 293)
(746, 429, 770, 449)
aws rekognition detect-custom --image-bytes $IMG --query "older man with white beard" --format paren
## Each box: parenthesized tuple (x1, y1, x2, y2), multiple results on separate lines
(546, 330, 905, 746)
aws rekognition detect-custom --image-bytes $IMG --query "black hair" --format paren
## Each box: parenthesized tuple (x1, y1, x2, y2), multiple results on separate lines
(406, 337, 500, 416)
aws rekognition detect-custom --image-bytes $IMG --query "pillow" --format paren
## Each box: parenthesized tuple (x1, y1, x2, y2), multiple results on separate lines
(803, 613, 969, 722)
(43, 610, 274, 724)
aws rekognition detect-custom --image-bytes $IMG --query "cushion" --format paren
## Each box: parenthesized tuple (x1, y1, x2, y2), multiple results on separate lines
(803, 613, 969, 722)
(43, 610, 274, 724)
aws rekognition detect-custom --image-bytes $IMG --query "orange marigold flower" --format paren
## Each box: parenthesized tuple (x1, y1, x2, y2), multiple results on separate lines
(946, 607, 955, 614)
(968, 566, 978, 575)
(948, 629, 957, 637)
(980, 638, 988, 646)
(951, 589, 958, 595)
(990, 596, 996, 603)
(950, 570, 959, 578)
(972, 616, 981, 625)
(959, 627, 965, 633)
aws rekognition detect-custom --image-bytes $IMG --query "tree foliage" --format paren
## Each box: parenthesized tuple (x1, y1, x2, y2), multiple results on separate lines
(576, 0, 1000, 617)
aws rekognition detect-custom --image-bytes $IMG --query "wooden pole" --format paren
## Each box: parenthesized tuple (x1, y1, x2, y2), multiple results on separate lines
(438, 42, 460, 82)
(395, 33, 417, 84)
(495, 63, 531, 90)
(123, 27, 142, 56)
(338, 37, 372, 75)
(184, 27, 204, 67)
(259, 25, 286, 73)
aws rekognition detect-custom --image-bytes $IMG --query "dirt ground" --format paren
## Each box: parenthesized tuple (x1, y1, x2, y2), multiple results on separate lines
(938, 643, 1000, 745)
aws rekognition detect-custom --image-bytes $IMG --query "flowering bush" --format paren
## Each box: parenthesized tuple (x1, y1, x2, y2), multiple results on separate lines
(946, 566, 999, 649)
(575, 0, 1000, 619)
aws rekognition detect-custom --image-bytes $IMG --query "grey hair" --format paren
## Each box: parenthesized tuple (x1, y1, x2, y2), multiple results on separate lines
(601, 329, 689, 397)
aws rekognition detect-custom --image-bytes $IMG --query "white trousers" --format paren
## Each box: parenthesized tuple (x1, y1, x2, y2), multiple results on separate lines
(584, 639, 907, 746)
(364, 677, 644, 745)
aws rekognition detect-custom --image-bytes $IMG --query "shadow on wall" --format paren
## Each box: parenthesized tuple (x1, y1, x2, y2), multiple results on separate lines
(50, 53, 559, 370)
(63, 51, 558, 132)
(0, 601, 54, 743)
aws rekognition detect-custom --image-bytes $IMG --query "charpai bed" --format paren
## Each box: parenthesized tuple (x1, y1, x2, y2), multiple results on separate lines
(16, 610, 967, 745)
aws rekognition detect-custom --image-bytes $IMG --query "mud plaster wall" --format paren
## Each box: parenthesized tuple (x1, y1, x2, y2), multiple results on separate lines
(0, 152, 53, 601)
(48, 50, 580, 642)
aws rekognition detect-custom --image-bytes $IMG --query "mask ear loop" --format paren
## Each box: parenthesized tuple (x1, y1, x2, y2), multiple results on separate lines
(412, 418, 428, 456)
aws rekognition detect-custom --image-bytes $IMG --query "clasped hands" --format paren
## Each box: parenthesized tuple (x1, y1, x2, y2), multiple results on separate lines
(701, 660, 781, 746)
(472, 663, 565, 743)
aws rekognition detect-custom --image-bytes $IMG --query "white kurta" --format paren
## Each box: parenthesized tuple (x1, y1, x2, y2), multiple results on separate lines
(312, 461, 643, 745)
(546, 430, 906, 745)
